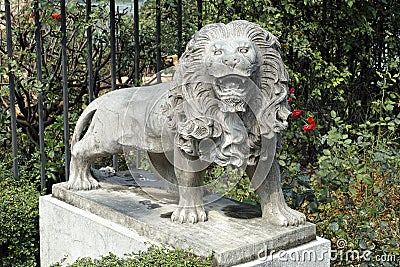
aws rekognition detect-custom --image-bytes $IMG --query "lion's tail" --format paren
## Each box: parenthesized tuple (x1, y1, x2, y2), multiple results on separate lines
(71, 103, 98, 149)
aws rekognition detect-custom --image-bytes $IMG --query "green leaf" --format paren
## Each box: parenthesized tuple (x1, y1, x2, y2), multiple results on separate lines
(359, 239, 367, 250)
(343, 139, 352, 145)
(323, 149, 331, 156)
(357, 174, 373, 185)
(385, 104, 394, 111)
(348, 187, 357, 195)
(329, 222, 339, 232)
(278, 160, 286, 166)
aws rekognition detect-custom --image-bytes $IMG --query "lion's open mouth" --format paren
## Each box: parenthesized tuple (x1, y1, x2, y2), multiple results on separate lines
(215, 74, 249, 90)
(215, 74, 251, 112)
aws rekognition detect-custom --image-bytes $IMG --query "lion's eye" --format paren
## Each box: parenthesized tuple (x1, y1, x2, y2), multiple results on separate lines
(214, 50, 222, 55)
(239, 48, 249, 53)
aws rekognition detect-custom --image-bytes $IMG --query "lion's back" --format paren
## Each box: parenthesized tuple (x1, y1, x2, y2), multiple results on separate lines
(93, 82, 174, 152)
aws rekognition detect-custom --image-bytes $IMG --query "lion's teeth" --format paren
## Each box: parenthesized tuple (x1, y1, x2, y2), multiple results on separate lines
(226, 82, 239, 89)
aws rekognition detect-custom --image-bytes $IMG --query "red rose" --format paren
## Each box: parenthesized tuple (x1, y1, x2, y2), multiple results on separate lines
(51, 13, 61, 21)
(290, 87, 295, 94)
(288, 97, 293, 103)
(303, 117, 316, 131)
(291, 109, 302, 118)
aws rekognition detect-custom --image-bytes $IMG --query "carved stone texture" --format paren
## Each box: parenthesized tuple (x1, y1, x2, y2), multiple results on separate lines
(68, 20, 306, 226)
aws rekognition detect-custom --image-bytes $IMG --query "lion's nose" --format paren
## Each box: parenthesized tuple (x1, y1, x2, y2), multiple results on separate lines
(223, 55, 240, 68)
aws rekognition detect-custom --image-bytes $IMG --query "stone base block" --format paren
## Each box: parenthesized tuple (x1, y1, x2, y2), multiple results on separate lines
(40, 178, 329, 266)
(39, 195, 151, 266)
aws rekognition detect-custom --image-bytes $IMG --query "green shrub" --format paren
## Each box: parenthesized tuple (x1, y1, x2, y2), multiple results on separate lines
(298, 91, 400, 266)
(0, 177, 41, 266)
(51, 244, 213, 267)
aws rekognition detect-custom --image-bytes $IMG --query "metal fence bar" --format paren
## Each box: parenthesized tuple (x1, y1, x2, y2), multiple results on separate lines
(34, 0, 46, 190)
(110, 0, 117, 90)
(197, 0, 203, 30)
(156, 0, 161, 83)
(134, 0, 141, 169)
(87, 0, 94, 102)
(177, 0, 182, 57)
(5, 0, 19, 180)
(134, 0, 140, 83)
(110, 0, 117, 91)
(110, 0, 119, 171)
(61, 0, 71, 181)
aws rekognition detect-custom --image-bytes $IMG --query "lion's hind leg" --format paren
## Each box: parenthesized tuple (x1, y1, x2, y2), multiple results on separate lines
(147, 151, 178, 192)
(67, 137, 100, 190)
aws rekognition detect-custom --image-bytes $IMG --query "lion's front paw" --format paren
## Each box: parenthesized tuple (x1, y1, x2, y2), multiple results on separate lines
(67, 176, 99, 190)
(263, 203, 306, 227)
(171, 206, 207, 224)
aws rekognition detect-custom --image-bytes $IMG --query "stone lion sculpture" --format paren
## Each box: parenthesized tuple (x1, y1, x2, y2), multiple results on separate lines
(68, 20, 306, 226)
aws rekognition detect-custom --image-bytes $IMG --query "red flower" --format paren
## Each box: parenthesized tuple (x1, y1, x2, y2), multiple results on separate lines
(303, 117, 316, 131)
(29, 13, 35, 18)
(291, 109, 302, 118)
(290, 87, 295, 94)
(51, 13, 61, 21)
(288, 97, 293, 103)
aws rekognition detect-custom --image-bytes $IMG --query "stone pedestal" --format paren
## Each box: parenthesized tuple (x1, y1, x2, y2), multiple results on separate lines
(40, 173, 330, 266)
(39, 195, 151, 266)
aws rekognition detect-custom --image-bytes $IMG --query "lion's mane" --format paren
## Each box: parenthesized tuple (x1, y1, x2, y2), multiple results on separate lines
(164, 20, 291, 167)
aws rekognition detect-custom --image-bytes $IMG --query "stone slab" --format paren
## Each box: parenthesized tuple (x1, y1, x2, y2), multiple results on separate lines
(47, 175, 316, 266)
(40, 192, 329, 267)
(40, 195, 152, 267)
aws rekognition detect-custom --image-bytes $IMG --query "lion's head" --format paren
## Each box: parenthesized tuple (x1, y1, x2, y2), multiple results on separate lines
(164, 20, 291, 167)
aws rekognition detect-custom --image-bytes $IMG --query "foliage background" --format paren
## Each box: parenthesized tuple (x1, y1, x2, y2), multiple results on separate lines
(0, 0, 399, 266)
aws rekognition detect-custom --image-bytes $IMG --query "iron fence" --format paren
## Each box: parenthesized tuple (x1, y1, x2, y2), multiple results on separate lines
(2, 0, 204, 191)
